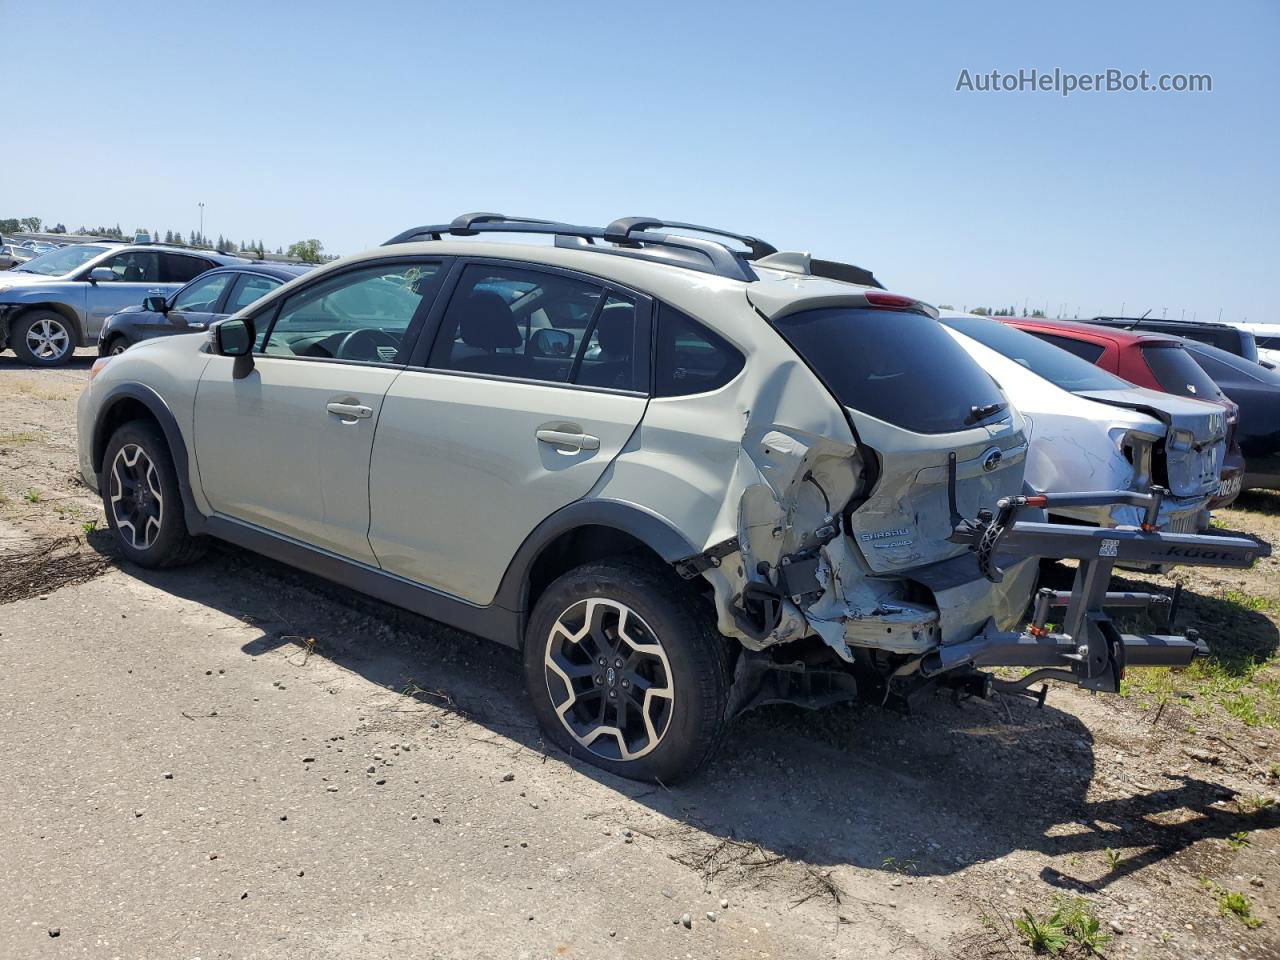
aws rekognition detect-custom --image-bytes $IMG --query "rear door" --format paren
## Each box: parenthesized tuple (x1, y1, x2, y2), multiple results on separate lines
(367, 260, 651, 604)
(194, 258, 448, 564)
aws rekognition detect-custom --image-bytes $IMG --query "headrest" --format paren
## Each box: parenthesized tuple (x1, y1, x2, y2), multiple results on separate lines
(459, 292, 522, 350)
(596, 301, 634, 356)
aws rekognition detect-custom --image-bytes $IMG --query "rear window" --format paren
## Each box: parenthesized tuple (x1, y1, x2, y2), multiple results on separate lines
(1141, 345, 1224, 400)
(774, 307, 1005, 433)
(942, 316, 1125, 392)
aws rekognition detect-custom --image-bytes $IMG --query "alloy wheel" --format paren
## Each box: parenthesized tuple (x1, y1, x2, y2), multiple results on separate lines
(543, 597, 674, 761)
(110, 341, 128, 356)
(25, 317, 71, 361)
(109, 443, 164, 550)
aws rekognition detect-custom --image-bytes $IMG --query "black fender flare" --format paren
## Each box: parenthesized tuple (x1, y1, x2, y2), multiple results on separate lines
(93, 381, 207, 533)
(492, 497, 697, 618)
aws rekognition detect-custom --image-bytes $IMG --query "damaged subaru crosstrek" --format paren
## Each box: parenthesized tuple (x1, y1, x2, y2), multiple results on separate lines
(77, 214, 1269, 782)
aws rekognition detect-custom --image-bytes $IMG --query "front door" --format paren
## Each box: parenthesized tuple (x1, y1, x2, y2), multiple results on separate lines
(82, 250, 170, 341)
(146, 270, 234, 340)
(368, 261, 652, 605)
(193, 259, 446, 564)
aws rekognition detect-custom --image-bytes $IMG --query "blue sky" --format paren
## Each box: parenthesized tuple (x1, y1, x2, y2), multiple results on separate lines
(5, 0, 1276, 321)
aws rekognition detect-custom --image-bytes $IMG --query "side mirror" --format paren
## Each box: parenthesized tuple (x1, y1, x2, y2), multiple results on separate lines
(89, 267, 114, 283)
(143, 294, 169, 314)
(211, 318, 256, 378)
(528, 327, 574, 358)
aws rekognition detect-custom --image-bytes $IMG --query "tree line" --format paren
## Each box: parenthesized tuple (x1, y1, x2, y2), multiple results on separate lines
(2, 215, 335, 264)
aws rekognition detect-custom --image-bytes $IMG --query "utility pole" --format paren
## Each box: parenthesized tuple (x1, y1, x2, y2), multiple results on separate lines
(1218, 308, 1223, 322)
(1181, 309, 1185, 321)
(198, 202, 205, 243)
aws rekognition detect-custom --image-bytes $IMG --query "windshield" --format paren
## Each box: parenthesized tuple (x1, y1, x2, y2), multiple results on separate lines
(773, 307, 1006, 433)
(1141, 344, 1225, 400)
(941, 315, 1128, 392)
(13, 244, 109, 277)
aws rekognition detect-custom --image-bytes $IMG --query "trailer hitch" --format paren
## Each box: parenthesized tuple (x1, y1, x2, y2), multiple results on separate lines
(931, 488, 1269, 694)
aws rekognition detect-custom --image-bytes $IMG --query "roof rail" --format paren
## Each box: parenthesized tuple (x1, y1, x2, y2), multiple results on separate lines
(384, 212, 762, 281)
(602, 217, 777, 259)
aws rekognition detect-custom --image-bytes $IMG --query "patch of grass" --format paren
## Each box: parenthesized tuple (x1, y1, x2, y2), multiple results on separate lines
(1227, 831, 1251, 850)
(23, 488, 41, 504)
(881, 856, 918, 874)
(1103, 847, 1122, 871)
(1013, 898, 1113, 956)
(1119, 658, 1280, 729)
(1015, 909, 1069, 955)
(1238, 793, 1276, 813)
(1201, 877, 1263, 929)
(1222, 588, 1278, 614)
(1053, 896, 1113, 955)
(80, 520, 97, 536)
(0, 431, 39, 446)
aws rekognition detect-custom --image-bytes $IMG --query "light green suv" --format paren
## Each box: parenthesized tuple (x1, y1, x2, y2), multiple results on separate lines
(77, 214, 1265, 782)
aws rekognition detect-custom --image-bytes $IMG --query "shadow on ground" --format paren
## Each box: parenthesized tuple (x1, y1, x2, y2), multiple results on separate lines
(92, 539, 1280, 898)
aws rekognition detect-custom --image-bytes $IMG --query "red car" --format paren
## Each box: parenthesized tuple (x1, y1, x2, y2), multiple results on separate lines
(999, 317, 1245, 509)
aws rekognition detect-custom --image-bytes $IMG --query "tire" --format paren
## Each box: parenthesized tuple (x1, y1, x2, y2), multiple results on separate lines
(101, 419, 205, 568)
(105, 336, 129, 356)
(523, 558, 731, 783)
(11, 309, 77, 366)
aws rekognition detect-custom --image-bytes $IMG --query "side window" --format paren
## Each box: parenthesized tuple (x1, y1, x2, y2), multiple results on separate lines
(162, 254, 215, 283)
(573, 295, 646, 391)
(427, 264, 610, 385)
(101, 251, 160, 283)
(225, 273, 281, 314)
(654, 304, 744, 397)
(172, 272, 232, 313)
(261, 262, 441, 363)
(1031, 332, 1106, 364)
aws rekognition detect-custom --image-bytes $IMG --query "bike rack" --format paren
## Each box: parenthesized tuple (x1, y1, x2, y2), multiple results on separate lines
(931, 487, 1269, 696)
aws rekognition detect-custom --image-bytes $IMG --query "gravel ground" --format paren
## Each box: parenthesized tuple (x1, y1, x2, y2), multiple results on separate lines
(1, 349, 1277, 959)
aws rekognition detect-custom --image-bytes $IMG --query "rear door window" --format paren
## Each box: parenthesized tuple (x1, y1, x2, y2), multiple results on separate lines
(426, 263, 649, 392)
(1029, 332, 1107, 364)
(1141, 344, 1224, 400)
(162, 254, 215, 283)
(773, 307, 1004, 433)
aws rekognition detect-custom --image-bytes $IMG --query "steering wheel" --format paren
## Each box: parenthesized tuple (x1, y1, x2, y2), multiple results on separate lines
(335, 328, 400, 362)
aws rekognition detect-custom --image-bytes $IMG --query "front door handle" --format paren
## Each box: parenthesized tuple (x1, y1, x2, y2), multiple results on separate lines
(326, 401, 373, 420)
(536, 429, 600, 451)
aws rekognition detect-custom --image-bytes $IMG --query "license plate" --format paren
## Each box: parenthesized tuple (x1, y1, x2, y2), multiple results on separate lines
(1217, 474, 1242, 500)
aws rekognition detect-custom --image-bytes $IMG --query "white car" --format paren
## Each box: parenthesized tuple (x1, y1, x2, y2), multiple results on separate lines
(940, 312, 1226, 533)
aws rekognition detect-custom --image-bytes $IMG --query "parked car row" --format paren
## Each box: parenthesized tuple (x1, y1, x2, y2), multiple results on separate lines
(72, 212, 1271, 782)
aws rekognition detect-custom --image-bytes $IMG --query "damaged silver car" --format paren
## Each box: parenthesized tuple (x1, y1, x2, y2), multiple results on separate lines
(76, 213, 1269, 782)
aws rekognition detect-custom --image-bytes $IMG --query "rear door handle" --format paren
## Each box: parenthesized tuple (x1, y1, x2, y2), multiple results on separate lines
(327, 402, 373, 420)
(536, 429, 600, 451)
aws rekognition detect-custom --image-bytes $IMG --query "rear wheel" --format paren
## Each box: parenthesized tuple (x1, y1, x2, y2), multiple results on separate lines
(12, 310, 76, 366)
(106, 336, 129, 356)
(523, 558, 731, 782)
(102, 420, 205, 568)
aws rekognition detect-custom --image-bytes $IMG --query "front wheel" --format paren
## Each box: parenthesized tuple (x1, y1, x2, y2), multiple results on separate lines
(12, 310, 77, 366)
(102, 420, 205, 568)
(523, 558, 731, 783)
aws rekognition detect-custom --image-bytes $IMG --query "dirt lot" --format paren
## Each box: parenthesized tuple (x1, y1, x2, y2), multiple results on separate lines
(1, 350, 1277, 960)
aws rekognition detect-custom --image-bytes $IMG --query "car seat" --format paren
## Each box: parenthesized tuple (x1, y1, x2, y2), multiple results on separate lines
(577, 301, 635, 388)
(451, 291, 534, 378)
